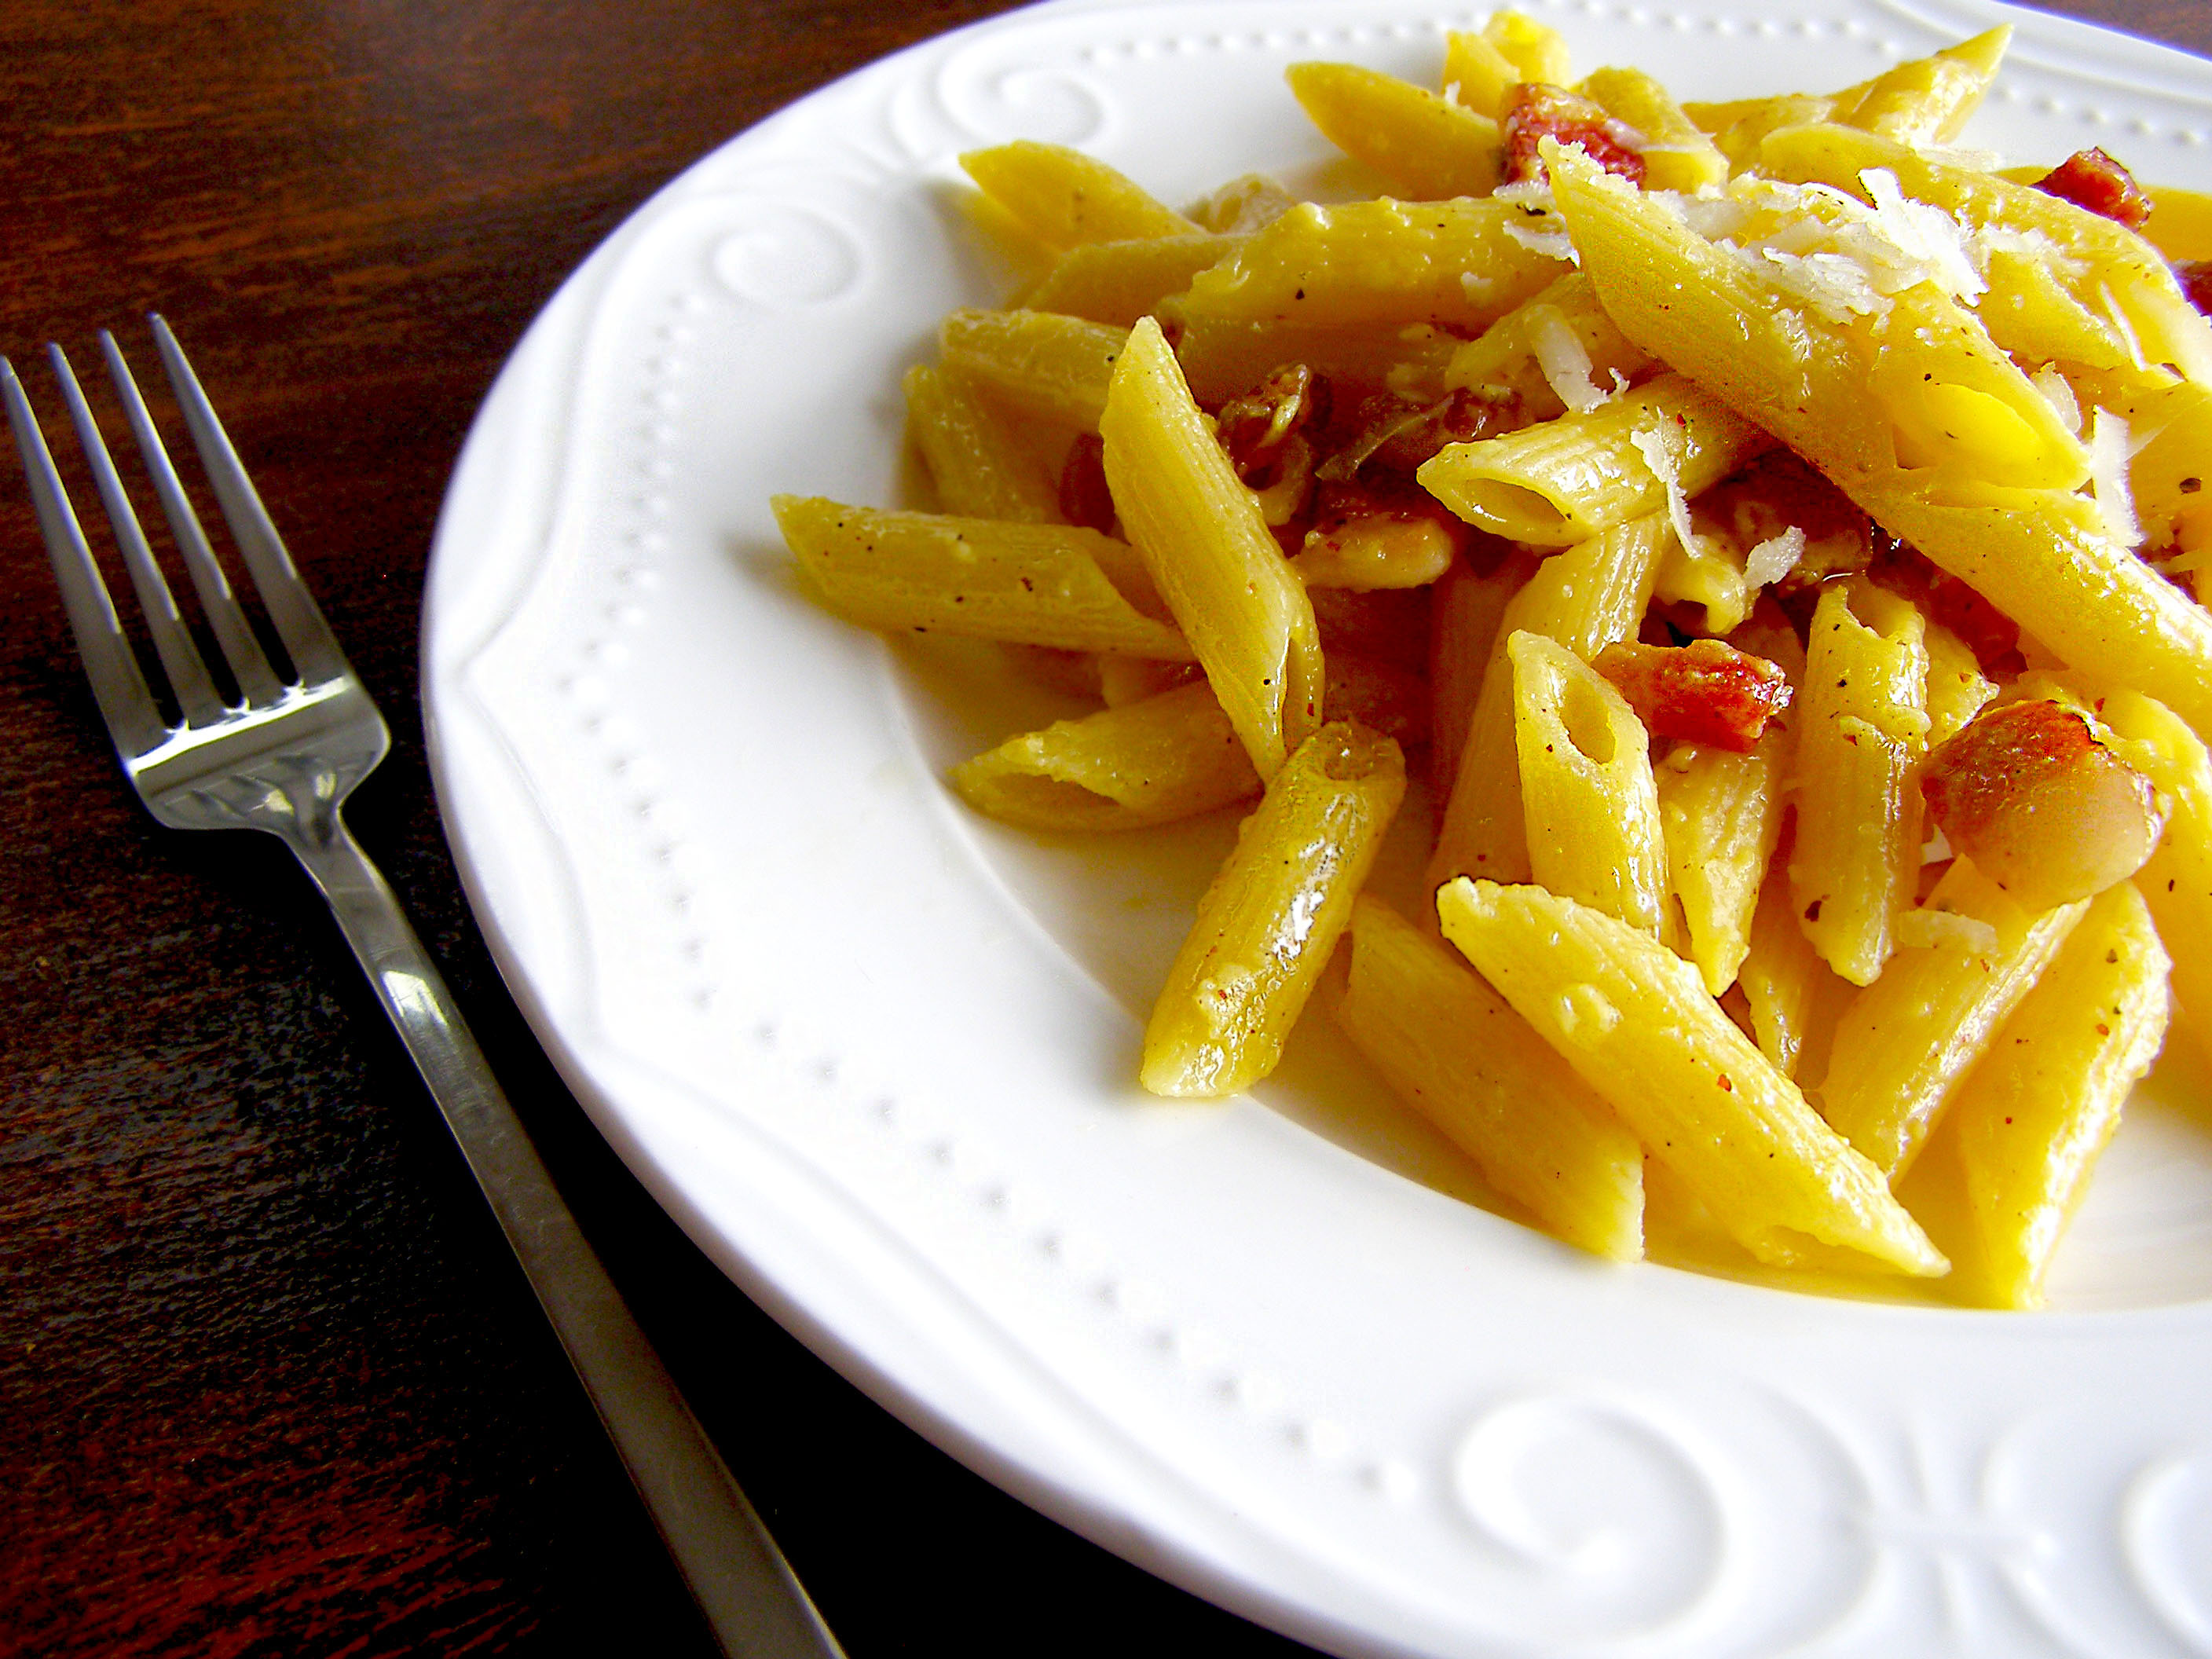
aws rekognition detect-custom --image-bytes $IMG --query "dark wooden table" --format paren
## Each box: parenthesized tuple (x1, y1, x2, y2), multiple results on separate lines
(2, 3, 2204, 1655)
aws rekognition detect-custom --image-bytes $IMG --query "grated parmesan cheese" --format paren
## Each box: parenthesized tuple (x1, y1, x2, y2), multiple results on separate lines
(1525, 304, 1610, 413)
(1745, 525, 1806, 589)
(2088, 407, 2142, 550)
(2030, 364, 2082, 436)
(1628, 424, 1700, 560)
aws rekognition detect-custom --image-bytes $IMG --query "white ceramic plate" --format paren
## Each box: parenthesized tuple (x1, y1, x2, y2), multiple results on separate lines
(423, 2, 2212, 1653)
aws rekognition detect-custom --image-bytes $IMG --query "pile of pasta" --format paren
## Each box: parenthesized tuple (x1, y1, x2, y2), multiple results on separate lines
(772, 14, 2212, 1308)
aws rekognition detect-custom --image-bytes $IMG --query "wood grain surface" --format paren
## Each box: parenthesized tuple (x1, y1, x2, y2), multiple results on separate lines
(1, 3, 2204, 1655)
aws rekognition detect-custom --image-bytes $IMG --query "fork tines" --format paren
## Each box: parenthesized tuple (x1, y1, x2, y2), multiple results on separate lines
(2, 317, 353, 766)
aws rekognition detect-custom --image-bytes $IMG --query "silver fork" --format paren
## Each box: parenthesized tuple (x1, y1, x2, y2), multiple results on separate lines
(3, 316, 844, 1659)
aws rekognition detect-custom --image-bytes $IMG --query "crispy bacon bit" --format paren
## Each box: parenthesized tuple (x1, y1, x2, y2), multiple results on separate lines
(1500, 82, 1646, 188)
(2176, 260, 2212, 320)
(1349, 386, 1524, 478)
(1216, 363, 1329, 485)
(1591, 639, 1793, 753)
(1058, 433, 1115, 533)
(2033, 148, 2154, 231)
(1869, 530, 2022, 673)
(1921, 698, 2166, 909)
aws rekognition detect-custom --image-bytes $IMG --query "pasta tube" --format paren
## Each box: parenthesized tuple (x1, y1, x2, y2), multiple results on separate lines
(903, 364, 1057, 522)
(1428, 551, 1531, 807)
(1738, 844, 1853, 1084)
(1657, 729, 1787, 996)
(1335, 896, 1643, 1261)
(1546, 148, 2212, 739)
(1509, 631, 1670, 937)
(938, 309, 1127, 430)
(774, 497, 1191, 659)
(1022, 233, 1245, 328)
(1100, 317, 1324, 779)
(959, 141, 1198, 249)
(1286, 61, 1501, 201)
(2096, 688, 2212, 1060)
(1789, 580, 1930, 986)
(1417, 374, 1773, 545)
(1180, 197, 1569, 331)
(1143, 723, 1404, 1096)
(1428, 512, 1667, 892)
(1899, 881, 2170, 1308)
(1818, 859, 2090, 1180)
(1436, 879, 1946, 1277)
(1577, 67, 1727, 196)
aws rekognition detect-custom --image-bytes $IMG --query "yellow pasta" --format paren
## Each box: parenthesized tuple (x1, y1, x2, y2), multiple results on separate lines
(1143, 723, 1404, 1096)
(773, 497, 1190, 659)
(1898, 881, 2170, 1309)
(1788, 580, 1930, 986)
(1444, 273, 1656, 416)
(1286, 60, 1500, 201)
(1428, 512, 1667, 892)
(1657, 728, 1787, 996)
(1428, 551, 1531, 807)
(1022, 233, 1247, 329)
(2096, 688, 2212, 1061)
(1436, 879, 1946, 1277)
(1417, 374, 1773, 545)
(959, 141, 1199, 250)
(903, 364, 1057, 522)
(1577, 67, 1727, 195)
(938, 308, 1128, 430)
(1509, 631, 1670, 937)
(1100, 317, 1324, 779)
(1179, 197, 1569, 331)
(1819, 859, 2091, 1181)
(1738, 847, 1855, 1085)
(1335, 895, 1643, 1261)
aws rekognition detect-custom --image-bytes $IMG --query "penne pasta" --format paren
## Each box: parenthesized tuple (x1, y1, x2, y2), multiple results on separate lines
(903, 363, 1057, 522)
(959, 141, 1199, 250)
(1336, 895, 1644, 1261)
(1428, 512, 1668, 892)
(773, 496, 1191, 659)
(1897, 881, 2170, 1308)
(938, 308, 1128, 430)
(1144, 723, 1404, 1096)
(1509, 630, 1671, 937)
(1022, 233, 1248, 329)
(1286, 60, 1501, 201)
(1418, 374, 1772, 545)
(1657, 727, 1788, 995)
(1436, 879, 1946, 1277)
(1100, 317, 1324, 778)
(1788, 580, 1930, 986)
(1818, 859, 2090, 1181)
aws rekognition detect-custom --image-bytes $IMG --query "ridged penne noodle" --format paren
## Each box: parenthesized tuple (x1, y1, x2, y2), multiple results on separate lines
(1178, 198, 1569, 332)
(1738, 844, 1853, 1084)
(1428, 551, 1531, 807)
(2142, 183, 2212, 263)
(1144, 723, 1404, 1095)
(773, 497, 1191, 659)
(1335, 895, 1643, 1261)
(1428, 513, 1667, 892)
(1898, 881, 2170, 1308)
(1020, 233, 1247, 329)
(1755, 123, 2212, 384)
(1172, 315, 1462, 408)
(1478, 10, 1571, 87)
(1445, 273, 1655, 416)
(1789, 580, 1930, 985)
(1440, 29, 1523, 121)
(1100, 317, 1323, 779)
(1510, 631, 1670, 937)
(1286, 61, 1500, 201)
(1818, 859, 2091, 1180)
(950, 679, 1253, 831)
(903, 364, 1057, 522)
(937, 308, 1127, 430)
(1684, 27, 2007, 165)
(1658, 728, 1787, 995)
(1436, 879, 1946, 1276)
(1546, 147, 2212, 742)
(2096, 689, 2212, 1060)
(1577, 67, 1727, 195)
(959, 141, 1198, 250)
(1417, 374, 1772, 545)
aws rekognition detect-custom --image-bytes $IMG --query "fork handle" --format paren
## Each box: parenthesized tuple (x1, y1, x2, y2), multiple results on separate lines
(288, 820, 844, 1659)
